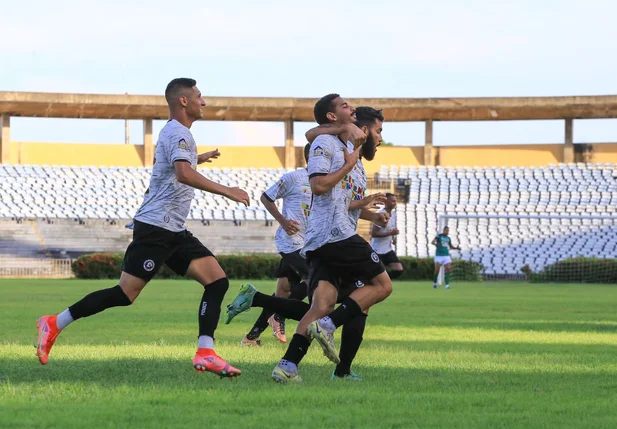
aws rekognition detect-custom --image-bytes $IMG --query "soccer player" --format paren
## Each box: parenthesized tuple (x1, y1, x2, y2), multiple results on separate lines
(431, 226, 461, 289)
(241, 144, 312, 346)
(35, 78, 250, 378)
(226, 106, 388, 381)
(370, 193, 404, 279)
(273, 94, 393, 383)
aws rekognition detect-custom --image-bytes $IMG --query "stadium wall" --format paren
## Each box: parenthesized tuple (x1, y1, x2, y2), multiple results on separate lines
(8, 141, 617, 170)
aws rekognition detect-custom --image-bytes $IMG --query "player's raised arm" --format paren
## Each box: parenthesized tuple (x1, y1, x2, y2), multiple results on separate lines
(174, 161, 250, 206)
(260, 176, 301, 236)
(349, 192, 387, 211)
(360, 208, 389, 228)
(308, 139, 360, 196)
(305, 123, 367, 145)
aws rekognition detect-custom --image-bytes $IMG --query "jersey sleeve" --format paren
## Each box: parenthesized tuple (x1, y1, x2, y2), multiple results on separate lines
(167, 129, 194, 164)
(263, 172, 295, 202)
(308, 137, 335, 179)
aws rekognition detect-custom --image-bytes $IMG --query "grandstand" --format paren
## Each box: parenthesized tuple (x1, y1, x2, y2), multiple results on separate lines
(1, 91, 616, 279)
(2, 160, 616, 279)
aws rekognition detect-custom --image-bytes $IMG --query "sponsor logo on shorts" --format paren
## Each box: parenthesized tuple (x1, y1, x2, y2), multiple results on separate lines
(371, 252, 379, 263)
(143, 259, 155, 272)
(355, 280, 365, 288)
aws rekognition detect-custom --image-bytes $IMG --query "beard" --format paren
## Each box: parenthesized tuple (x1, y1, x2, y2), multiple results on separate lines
(361, 133, 377, 161)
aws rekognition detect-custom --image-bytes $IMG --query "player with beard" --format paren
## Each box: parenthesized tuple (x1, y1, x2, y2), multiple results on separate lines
(274, 94, 393, 383)
(225, 106, 387, 381)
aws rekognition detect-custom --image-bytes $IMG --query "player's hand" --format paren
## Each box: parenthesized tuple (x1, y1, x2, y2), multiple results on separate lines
(225, 187, 250, 207)
(372, 211, 389, 228)
(362, 192, 387, 209)
(282, 219, 301, 235)
(198, 149, 221, 164)
(343, 145, 362, 170)
(345, 123, 367, 147)
(390, 228, 400, 236)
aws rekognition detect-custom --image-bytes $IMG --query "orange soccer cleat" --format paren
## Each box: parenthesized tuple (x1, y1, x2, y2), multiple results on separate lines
(193, 349, 242, 378)
(35, 315, 61, 365)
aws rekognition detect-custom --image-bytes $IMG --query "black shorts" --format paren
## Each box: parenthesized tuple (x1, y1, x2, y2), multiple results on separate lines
(122, 220, 214, 281)
(306, 234, 386, 298)
(274, 250, 309, 283)
(378, 250, 400, 266)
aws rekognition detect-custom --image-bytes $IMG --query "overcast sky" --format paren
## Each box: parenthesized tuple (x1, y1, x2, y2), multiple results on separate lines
(2, 0, 616, 148)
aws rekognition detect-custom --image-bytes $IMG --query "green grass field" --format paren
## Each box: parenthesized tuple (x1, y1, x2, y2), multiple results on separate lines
(1, 279, 617, 429)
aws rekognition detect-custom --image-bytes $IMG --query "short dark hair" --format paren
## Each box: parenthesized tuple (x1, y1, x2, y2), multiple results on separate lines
(313, 93, 340, 125)
(386, 192, 395, 199)
(355, 106, 384, 128)
(304, 143, 311, 163)
(165, 78, 197, 104)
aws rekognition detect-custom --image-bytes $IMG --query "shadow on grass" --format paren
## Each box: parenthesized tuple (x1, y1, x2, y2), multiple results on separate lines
(2, 354, 616, 390)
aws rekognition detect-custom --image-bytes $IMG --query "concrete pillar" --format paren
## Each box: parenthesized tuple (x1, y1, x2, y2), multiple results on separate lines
(284, 118, 295, 169)
(0, 114, 10, 164)
(564, 119, 574, 163)
(424, 119, 434, 166)
(143, 118, 154, 167)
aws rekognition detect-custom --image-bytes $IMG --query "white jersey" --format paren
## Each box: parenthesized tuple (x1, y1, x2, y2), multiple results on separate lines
(370, 208, 397, 254)
(302, 135, 357, 256)
(133, 119, 197, 232)
(346, 158, 367, 230)
(263, 169, 312, 254)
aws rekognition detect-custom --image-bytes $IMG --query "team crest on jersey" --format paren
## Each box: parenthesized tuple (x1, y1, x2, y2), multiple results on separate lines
(178, 138, 189, 149)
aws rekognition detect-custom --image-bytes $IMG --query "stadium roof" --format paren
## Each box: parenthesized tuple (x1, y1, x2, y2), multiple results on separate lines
(1, 91, 617, 122)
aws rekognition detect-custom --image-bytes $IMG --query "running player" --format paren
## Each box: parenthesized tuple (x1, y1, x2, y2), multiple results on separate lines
(226, 106, 388, 381)
(35, 78, 250, 378)
(432, 226, 461, 289)
(370, 193, 404, 279)
(241, 144, 312, 346)
(273, 95, 393, 383)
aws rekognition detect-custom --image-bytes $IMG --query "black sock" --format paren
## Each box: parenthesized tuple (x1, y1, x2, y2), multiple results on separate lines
(327, 297, 363, 329)
(198, 277, 229, 338)
(68, 285, 132, 320)
(246, 295, 275, 340)
(335, 313, 367, 376)
(252, 292, 310, 321)
(281, 333, 311, 365)
(389, 270, 403, 279)
(289, 281, 308, 301)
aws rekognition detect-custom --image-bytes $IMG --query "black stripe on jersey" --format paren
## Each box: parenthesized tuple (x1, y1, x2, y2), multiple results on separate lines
(262, 192, 274, 203)
(172, 159, 191, 164)
(309, 172, 327, 179)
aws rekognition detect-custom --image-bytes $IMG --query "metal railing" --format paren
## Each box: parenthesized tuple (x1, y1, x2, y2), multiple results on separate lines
(0, 258, 74, 278)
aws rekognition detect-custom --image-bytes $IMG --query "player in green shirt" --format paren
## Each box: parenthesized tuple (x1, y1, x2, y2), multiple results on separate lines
(431, 226, 460, 289)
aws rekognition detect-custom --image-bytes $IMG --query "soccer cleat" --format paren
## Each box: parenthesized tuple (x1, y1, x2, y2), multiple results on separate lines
(271, 365, 303, 384)
(445, 285, 451, 289)
(308, 320, 340, 364)
(433, 284, 437, 289)
(331, 371, 363, 381)
(224, 283, 258, 324)
(240, 336, 262, 346)
(193, 353, 242, 378)
(35, 315, 61, 365)
(268, 315, 287, 343)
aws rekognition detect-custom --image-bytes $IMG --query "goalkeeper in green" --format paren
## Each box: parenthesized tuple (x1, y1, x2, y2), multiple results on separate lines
(431, 226, 460, 289)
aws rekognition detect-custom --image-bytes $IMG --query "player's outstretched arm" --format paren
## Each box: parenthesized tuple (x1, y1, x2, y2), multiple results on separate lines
(349, 192, 387, 211)
(306, 123, 367, 146)
(360, 208, 389, 228)
(371, 223, 393, 238)
(174, 161, 250, 206)
(310, 145, 361, 195)
(260, 193, 299, 235)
